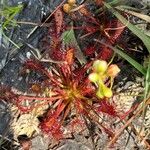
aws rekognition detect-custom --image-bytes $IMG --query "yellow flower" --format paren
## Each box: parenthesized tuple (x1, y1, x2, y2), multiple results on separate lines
(88, 72, 99, 82)
(96, 82, 113, 99)
(93, 60, 108, 74)
(89, 60, 119, 99)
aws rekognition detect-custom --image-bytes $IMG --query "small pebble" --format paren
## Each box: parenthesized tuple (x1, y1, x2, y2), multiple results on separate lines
(123, 81, 134, 90)
(26, 52, 32, 59)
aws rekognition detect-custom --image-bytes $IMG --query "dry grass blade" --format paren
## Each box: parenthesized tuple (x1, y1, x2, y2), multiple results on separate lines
(116, 6, 150, 23)
(40, 0, 66, 27)
(16, 21, 50, 27)
(105, 97, 150, 148)
(130, 124, 150, 149)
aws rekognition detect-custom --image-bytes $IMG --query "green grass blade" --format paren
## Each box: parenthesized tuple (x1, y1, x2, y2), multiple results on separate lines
(103, 2, 150, 53)
(94, 39, 146, 75)
(0, 4, 23, 28)
(61, 25, 86, 64)
(116, 5, 140, 11)
(2, 31, 20, 49)
(140, 57, 150, 133)
(145, 57, 150, 98)
(108, 0, 124, 6)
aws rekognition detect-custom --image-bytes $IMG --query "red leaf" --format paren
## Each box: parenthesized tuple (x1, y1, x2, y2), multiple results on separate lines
(105, 19, 125, 44)
(65, 48, 74, 65)
(74, 61, 92, 80)
(84, 46, 96, 56)
(98, 46, 113, 60)
(69, 118, 85, 133)
(54, 8, 63, 35)
(110, 21, 125, 43)
(95, 0, 103, 6)
(40, 117, 63, 140)
(50, 49, 66, 61)
(24, 60, 45, 71)
(0, 86, 17, 103)
(98, 100, 117, 117)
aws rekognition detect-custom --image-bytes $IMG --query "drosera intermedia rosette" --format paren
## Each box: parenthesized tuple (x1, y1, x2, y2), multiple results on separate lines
(0, 49, 120, 140)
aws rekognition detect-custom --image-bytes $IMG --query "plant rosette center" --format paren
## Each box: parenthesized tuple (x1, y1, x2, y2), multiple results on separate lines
(65, 86, 81, 101)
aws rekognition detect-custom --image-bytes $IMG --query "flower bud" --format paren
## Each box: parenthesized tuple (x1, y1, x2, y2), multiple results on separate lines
(107, 64, 120, 77)
(88, 72, 99, 82)
(93, 60, 108, 74)
(31, 84, 41, 93)
(68, 0, 76, 5)
(63, 3, 72, 13)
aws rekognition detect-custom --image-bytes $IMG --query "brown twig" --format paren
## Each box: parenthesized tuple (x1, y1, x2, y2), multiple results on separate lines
(70, 4, 85, 12)
(17, 21, 50, 27)
(130, 124, 150, 149)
